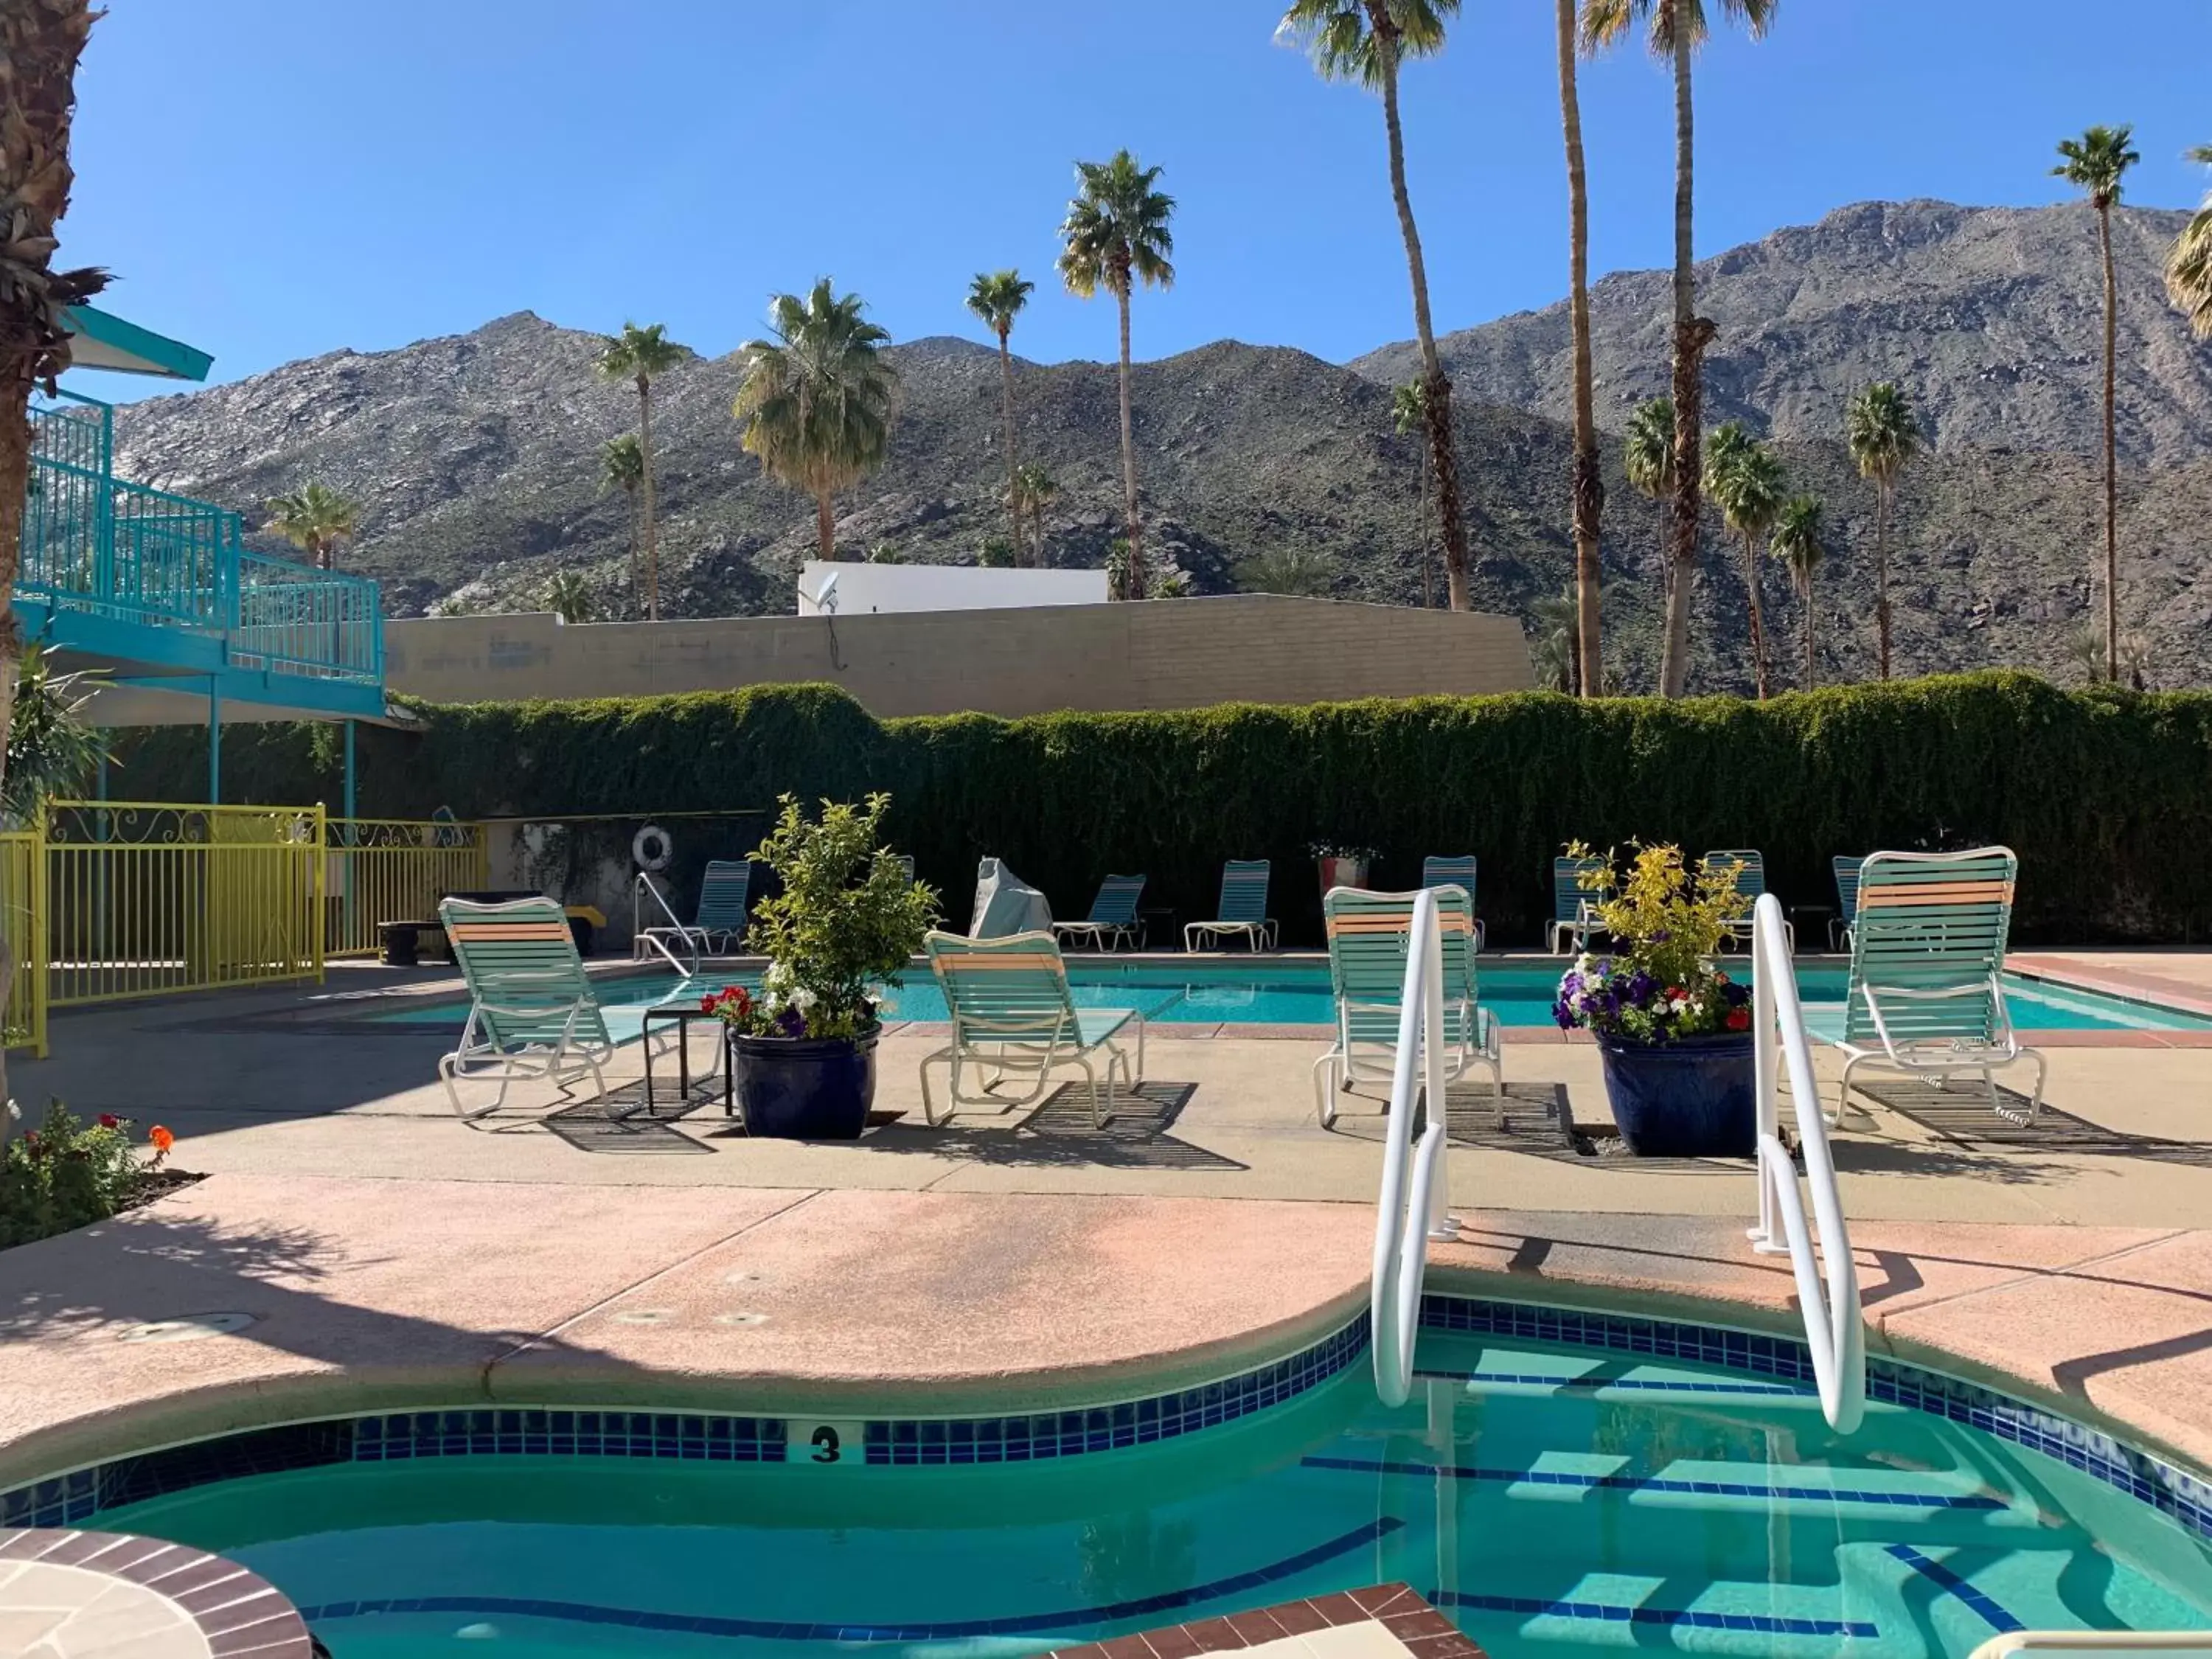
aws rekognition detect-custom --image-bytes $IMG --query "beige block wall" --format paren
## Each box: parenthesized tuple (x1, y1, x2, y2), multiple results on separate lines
(385, 594, 1534, 717)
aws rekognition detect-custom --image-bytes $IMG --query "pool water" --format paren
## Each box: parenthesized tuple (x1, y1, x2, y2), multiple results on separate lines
(99, 1330, 2212, 1658)
(374, 960, 2212, 1041)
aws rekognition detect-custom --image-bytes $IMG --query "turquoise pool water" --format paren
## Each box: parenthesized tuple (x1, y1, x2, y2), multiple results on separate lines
(373, 959, 2212, 1041)
(97, 1330, 2212, 1658)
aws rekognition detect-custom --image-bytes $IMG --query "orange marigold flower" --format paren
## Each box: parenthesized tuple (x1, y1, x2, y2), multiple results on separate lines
(148, 1124, 175, 1154)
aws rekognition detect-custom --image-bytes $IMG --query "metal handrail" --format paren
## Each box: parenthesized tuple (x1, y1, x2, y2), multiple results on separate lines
(1747, 891, 1865, 1432)
(1970, 1637, 2212, 1657)
(1371, 888, 1458, 1408)
(631, 871, 698, 975)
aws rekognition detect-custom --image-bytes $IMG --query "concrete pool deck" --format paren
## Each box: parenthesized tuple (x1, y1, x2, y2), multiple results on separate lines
(4, 953, 2212, 1498)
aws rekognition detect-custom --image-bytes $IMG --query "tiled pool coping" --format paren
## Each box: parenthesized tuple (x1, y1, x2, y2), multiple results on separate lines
(10, 1293, 2210, 1556)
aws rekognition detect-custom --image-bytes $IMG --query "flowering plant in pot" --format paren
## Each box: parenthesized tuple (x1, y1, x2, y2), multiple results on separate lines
(1310, 840, 1377, 893)
(705, 793, 936, 1139)
(1551, 841, 1757, 1157)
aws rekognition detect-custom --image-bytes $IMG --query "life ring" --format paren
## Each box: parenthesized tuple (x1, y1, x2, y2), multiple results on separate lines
(632, 824, 672, 872)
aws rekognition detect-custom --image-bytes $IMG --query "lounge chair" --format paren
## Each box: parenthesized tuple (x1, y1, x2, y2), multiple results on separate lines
(635, 859, 751, 961)
(1312, 886, 1501, 1127)
(437, 895, 614, 1121)
(1053, 874, 1147, 953)
(1184, 860, 1277, 952)
(1831, 848, 2048, 1129)
(1830, 855, 1865, 951)
(1420, 855, 1487, 953)
(1547, 856, 1606, 953)
(920, 930, 1144, 1128)
(1703, 849, 1795, 954)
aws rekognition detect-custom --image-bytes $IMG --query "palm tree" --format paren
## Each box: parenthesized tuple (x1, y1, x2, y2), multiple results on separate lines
(1391, 380, 1435, 606)
(1011, 461, 1057, 566)
(1235, 547, 1335, 597)
(1279, 0, 1473, 610)
(2168, 146, 2212, 339)
(1845, 382, 1920, 681)
(1059, 151, 1175, 598)
(1703, 421, 1784, 698)
(1582, 0, 1775, 697)
(1624, 397, 1676, 502)
(2063, 622, 2105, 684)
(599, 434, 644, 603)
(595, 321, 690, 622)
(2052, 126, 2140, 683)
(1556, 0, 1603, 696)
(264, 482, 361, 570)
(732, 280, 900, 563)
(1528, 586, 1580, 692)
(966, 271, 1034, 562)
(1768, 494, 1825, 690)
(543, 571, 595, 625)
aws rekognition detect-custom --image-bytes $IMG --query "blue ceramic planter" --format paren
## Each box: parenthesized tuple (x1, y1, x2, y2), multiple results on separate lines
(729, 1026, 880, 1140)
(1596, 1032, 1756, 1158)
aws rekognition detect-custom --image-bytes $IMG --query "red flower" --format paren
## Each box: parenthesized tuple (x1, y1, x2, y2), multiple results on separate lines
(149, 1125, 175, 1155)
(97, 1113, 120, 1130)
(1665, 986, 1686, 1001)
(699, 994, 717, 1013)
(1725, 1007, 1751, 1032)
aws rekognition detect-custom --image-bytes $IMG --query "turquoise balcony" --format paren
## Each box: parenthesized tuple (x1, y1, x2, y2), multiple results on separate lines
(22, 389, 387, 723)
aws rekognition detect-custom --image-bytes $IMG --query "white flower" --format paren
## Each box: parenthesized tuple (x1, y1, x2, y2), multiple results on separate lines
(762, 961, 793, 994)
(791, 987, 819, 1012)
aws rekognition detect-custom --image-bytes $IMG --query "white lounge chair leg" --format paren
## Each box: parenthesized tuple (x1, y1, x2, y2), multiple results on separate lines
(1832, 1056, 1861, 1127)
(1312, 1050, 1339, 1126)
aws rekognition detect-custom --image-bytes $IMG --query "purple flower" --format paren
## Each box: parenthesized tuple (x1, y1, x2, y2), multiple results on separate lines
(1722, 980, 1751, 1007)
(1625, 970, 1657, 1006)
(775, 1004, 809, 1037)
(1551, 999, 1576, 1032)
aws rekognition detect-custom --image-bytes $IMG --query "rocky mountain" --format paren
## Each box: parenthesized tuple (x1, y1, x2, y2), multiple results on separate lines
(103, 199, 2212, 693)
(1350, 200, 2212, 467)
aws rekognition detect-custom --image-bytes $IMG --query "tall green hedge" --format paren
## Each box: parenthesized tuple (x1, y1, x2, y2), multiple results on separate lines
(107, 673, 2212, 945)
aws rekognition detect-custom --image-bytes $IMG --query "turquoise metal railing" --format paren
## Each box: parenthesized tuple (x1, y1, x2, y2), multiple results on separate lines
(22, 394, 383, 686)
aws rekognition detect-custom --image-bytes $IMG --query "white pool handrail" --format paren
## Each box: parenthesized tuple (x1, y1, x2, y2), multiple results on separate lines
(632, 871, 700, 975)
(1371, 888, 1458, 1408)
(1747, 891, 1865, 1433)
(1970, 1637, 2212, 1656)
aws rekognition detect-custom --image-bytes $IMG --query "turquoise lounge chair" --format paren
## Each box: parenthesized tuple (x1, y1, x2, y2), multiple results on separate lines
(1313, 886, 1501, 1127)
(921, 930, 1144, 1128)
(1548, 856, 1606, 954)
(636, 859, 751, 960)
(1832, 848, 2047, 1127)
(1830, 855, 1865, 951)
(438, 895, 614, 1120)
(1421, 855, 1486, 953)
(1185, 860, 1277, 952)
(1702, 849, 1795, 953)
(1053, 874, 1147, 953)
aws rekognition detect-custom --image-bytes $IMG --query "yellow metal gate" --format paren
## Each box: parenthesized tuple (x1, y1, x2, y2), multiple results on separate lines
(0, 830, 47, 1055)
(324, 817, 490, 957)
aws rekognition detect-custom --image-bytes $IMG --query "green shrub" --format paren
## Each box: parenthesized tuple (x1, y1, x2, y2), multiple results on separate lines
(1, 1104, 175, 1249)
(102, 672, 2212, 945)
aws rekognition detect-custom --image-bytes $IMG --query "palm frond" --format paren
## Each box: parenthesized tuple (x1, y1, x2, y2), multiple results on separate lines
(2052, 125, 2140, 208)
(732, 279, 901, 504)
(1769, 495, 1826, 594)
(964, 269, 1034, 338)
(1846, 382, 1920, 485)
(2168, 147, 2212, 340)
(1059, 151, 1176, 299)
(1623, 397, 1676, 499)
(596, 320, 691, 384)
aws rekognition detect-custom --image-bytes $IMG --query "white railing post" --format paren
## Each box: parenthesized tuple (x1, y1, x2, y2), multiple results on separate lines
(1748, 891, 1865, 1433)
(1372, 890, 1454, 1408)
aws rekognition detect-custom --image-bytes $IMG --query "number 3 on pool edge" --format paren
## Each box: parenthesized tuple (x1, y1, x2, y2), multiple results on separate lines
(787, 1419, 860, 1467)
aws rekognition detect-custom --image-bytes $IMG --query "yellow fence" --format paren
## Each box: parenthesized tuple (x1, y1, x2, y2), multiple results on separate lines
(0, 831, 47, 1056)
(324, 817, 490, 957)
(44, 801, 327, 1006)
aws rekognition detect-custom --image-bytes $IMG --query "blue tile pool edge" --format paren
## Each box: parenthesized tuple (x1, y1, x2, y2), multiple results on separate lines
(8, 1293, 2211, 1554)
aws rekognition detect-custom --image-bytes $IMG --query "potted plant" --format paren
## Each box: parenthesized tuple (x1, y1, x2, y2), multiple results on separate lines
(703, 793, 937, 1140)
(1551, 842, 1757, 1157)
(1311, 840, 1377, 894)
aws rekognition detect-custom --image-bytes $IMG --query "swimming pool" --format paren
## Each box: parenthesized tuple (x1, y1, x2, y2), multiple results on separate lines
(374, 959, 2212, 1040)
(68, 1307, 2212, 1658)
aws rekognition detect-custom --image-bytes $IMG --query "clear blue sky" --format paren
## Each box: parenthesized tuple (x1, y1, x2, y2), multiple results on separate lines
(60, 0, 2210, 397)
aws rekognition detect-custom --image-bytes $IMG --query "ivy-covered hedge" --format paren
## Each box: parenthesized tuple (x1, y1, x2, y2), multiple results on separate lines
(108, 673, 2212, 945)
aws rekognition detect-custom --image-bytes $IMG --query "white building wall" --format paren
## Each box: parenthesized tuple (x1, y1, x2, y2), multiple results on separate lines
(796, 562, 1107, 616)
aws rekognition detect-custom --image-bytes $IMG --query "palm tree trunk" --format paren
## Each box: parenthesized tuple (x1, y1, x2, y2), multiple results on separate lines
(996, 328, 1023, 566)
(1558, 0, 1603, 696)
(627, 484, 640, 611)
(1114, 280, 1144, 597)
(2099, 200, 2119, 681)
(638, 375, 660, 622)
(815, 490, 836, 563)
(1658, 27, 1710, 698)
(1875, 482, 1892, 678)
(1416, 448, 1433, 608)
(1802, 577, 1816, 690)
(1364, 7, 1472, 612)
(1741, 532, 1770, 698)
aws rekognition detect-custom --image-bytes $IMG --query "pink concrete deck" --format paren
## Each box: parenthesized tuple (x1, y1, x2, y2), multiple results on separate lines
(6, 1175, 2212, 1494)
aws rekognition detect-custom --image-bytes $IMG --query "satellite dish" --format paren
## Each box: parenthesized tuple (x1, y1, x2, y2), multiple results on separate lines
(800, 571, 841, 615)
